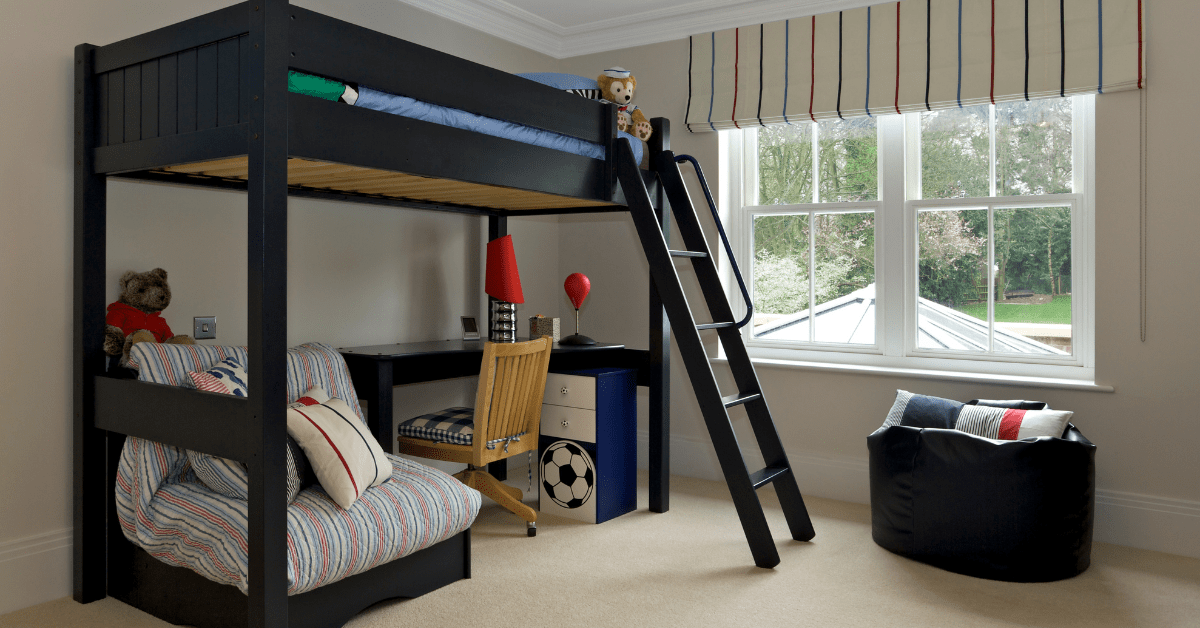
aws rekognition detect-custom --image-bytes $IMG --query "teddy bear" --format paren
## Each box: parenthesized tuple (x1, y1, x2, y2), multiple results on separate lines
(596, 67, 652, 142)
(104, 268, 195, 367)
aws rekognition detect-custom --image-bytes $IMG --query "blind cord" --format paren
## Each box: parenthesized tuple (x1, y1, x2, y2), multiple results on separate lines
(1140, 86, 1148, 343)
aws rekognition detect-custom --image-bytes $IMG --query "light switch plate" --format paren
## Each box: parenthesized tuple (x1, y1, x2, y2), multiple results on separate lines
(193, 316, 217, 340)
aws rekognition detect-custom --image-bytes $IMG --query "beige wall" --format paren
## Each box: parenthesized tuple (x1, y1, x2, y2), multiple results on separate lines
(0, 0, 566, 613)
(559, 4, 1200, 553)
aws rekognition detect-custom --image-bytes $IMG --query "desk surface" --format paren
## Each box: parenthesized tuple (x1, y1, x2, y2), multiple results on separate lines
(339, 339, 625, 360)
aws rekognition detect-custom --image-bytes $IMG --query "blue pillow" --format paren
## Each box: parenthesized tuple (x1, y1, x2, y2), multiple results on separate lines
(516, 72, 597, 91)
(881, 390, 965, 430)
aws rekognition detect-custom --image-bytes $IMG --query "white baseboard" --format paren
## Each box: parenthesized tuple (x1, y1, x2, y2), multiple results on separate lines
(0, 528, 71, 616)
(636, 430, 1200, 559)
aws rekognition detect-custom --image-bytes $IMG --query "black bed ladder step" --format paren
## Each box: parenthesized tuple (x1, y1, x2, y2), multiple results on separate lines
(614, 141, 815, 569)
(749, 466, 791, 490)
(722, 392, 762, 408)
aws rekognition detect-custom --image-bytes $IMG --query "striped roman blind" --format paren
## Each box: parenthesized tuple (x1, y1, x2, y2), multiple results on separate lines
(685, 0, 1144, 131)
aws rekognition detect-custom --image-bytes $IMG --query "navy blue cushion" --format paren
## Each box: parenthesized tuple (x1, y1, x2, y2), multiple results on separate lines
(882, 390, 965, 430)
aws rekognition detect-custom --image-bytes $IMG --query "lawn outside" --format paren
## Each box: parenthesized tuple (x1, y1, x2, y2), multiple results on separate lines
(955, 295, 1072, 325)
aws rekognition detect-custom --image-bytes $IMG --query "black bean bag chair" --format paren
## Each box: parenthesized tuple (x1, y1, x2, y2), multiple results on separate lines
(867, 398, 1095, 582)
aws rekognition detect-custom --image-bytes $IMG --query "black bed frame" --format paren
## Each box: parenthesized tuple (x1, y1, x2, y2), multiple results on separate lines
(73, 2, 672, 627)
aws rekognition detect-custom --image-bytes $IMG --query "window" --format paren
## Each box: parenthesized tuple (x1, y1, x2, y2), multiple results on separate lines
(731, 96, 1093, 380)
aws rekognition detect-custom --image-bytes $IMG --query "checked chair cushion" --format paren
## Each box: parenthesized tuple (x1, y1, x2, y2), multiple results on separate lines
(398, 407, 475, 445)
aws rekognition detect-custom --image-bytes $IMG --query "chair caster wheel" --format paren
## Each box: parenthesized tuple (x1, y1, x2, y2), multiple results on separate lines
(527, 523, 536, 537)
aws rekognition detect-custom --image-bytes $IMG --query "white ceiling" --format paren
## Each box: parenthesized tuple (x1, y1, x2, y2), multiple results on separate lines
(397, 0, 880, 58)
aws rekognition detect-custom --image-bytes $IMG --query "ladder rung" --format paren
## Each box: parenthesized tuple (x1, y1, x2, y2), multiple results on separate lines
(696, 322, 737, 330)
(669, 249, 708, 258)
(722, 392, 762, 408)
(749, 466, 790, 490)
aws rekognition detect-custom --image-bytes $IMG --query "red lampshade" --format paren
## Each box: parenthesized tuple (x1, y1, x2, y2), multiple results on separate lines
(485, 235, 524, 304)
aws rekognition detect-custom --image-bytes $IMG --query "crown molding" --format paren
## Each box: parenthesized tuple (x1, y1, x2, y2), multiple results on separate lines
(396, 0, 883, 59)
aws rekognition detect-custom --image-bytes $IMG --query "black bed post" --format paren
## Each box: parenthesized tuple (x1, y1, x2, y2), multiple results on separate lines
(74, 42, 108, 604)
(247, 1, 291, 626)
(647, 117, 671, 513)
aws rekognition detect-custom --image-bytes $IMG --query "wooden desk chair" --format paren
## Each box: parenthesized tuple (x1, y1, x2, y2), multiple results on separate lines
(397, 337, 553, 536)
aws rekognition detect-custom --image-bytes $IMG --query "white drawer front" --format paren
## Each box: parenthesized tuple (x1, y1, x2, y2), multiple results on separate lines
(540, 404, 596, 443)
(544, 373, 596, 410)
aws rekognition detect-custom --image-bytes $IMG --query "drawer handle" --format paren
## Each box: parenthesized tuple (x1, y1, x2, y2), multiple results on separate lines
(561, 420, 569, 428)
(560, 387, 569, 395)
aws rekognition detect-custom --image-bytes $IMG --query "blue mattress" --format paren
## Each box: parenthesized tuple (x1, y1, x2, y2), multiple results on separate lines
(353, 86, 644, 166)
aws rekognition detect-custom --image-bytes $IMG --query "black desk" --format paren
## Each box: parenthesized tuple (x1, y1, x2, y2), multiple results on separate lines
(339, 339, 669, 512)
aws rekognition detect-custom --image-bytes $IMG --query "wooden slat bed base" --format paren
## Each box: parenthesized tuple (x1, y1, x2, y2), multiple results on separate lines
(156, 157, 618, 212)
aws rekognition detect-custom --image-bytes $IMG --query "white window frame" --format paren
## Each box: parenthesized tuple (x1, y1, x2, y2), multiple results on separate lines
(726, 95, 1095, 383)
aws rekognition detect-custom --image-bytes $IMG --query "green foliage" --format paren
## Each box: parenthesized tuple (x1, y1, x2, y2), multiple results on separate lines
(921, 105, 990, 198)
(757, 124, 814, 205)
(750, 102, 1072, 317)
(917, 209, 986, 306)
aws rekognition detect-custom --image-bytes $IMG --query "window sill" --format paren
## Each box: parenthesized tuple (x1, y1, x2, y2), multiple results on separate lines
(712, 356, 1114, 392)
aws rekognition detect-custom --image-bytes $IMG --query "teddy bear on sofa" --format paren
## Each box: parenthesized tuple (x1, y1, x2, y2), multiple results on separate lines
(104, 268, 195, 368)
(596, 67, 652, 142)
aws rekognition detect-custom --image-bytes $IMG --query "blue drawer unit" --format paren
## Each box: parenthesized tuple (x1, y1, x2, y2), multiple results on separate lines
(538, 367, 636, 524)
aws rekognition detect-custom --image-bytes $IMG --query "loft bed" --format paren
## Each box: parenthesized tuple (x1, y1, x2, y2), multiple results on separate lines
(73, 2, 672, 627)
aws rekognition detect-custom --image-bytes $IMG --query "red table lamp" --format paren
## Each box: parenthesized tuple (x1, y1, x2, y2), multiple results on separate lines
(485, 235, 524, 342)
(559, 272, 595, 345)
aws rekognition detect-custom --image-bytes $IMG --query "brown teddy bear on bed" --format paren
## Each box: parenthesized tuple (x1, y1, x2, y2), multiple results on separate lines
(596, 67, 652, 142)
(104, 268, 195, 367)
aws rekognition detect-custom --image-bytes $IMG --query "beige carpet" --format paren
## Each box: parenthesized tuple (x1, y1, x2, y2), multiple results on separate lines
(5, 470, 1199, 628)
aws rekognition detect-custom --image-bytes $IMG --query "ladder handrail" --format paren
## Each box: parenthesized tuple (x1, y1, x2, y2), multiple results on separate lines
(673, 154, 754, 329)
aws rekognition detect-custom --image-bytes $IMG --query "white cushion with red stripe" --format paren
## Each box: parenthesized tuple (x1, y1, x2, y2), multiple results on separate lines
(954, 405, 1074, 440)
(287, 397, 392, 509)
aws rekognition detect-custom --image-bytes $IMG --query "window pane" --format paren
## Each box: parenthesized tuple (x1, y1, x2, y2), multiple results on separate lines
(920, 105, 989, 199)
(990, 206, 1073, 354)
(752, 214, 810, 339)
(813, 212, 875, 344)
(996, 100, 1073, 196)
(917, 208, 989, 351)
(818, 118, 878, 202)
(756, 124, 814, 205)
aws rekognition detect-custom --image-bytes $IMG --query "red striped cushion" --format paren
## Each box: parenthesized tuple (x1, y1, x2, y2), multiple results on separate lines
(287, 398, 392, 509)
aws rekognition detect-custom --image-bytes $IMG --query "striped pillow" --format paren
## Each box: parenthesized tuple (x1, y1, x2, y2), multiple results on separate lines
(130, 341, 366, 423)
(287, 397, 392, 509)
(189, 356, 249, 396)
(129, 343, 247, 388)
(955, 405, 1074, 440)
(187, 386, 329, 503)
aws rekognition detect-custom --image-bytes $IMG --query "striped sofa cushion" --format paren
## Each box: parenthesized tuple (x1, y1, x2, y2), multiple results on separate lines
(116, 437, 480, 595)
(129, 342, 365, 422)
(397, 407, 474, 445)
(129, 343, 246, 389)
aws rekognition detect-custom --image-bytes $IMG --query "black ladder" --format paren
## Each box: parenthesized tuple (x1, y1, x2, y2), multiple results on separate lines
(615, 141, 815, 568)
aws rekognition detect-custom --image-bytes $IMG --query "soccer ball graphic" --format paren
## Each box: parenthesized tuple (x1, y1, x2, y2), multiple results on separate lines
(540, 440, 595, 509)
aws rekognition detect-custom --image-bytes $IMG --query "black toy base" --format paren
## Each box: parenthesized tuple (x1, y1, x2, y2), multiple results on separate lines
(558, 334, 596, 346)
